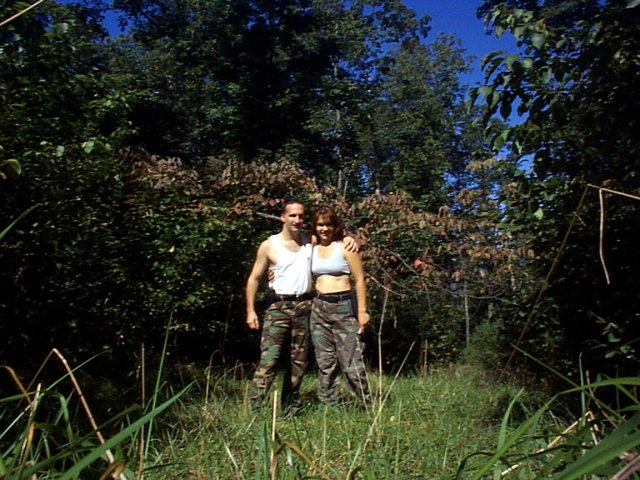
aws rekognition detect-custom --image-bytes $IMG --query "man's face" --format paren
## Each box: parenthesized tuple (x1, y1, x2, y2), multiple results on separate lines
(281, 203, 305, 232)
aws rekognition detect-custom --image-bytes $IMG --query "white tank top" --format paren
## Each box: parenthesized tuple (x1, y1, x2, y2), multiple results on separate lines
(312, 242, 350, 276)
(268, 234, 312, 295)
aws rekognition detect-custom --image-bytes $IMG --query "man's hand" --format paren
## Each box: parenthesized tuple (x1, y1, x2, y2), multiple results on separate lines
(343, 235, 359, 253)
(246, 311, 260, 330)
(267, 266, 275, 283)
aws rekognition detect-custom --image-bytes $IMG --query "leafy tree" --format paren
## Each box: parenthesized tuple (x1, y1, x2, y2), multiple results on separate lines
(0, 2, 124, 364)
(359, 33, 471, 206)
(105, 0, 344, 162)
(100, 0, 474, 199)
(474, 0, 640, 378)
(477, 0, 602, 30)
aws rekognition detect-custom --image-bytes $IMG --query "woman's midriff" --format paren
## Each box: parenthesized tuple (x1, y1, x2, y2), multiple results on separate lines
(315, 274, 351, 294)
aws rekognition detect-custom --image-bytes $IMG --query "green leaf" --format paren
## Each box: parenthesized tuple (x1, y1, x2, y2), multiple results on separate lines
(4, 158, 21, 175)
(626, 0, 640, 8)
(539, 68, 552, 84)
(514, 139, 523, 154)
(489, 90, 502, 109)
(480, 50, 503, 69)
(485, 56, 505, 79)
(500, 98, 512, 120)
(468, 89, 479, 109)
(531, 33, 546, 50)
(504, 53, 519, 70)
(492, 129, 510, 151)
(513, 8, 526, 19)
(82, 140, 95, 154)
(513, 26, 525, 39)
(478, 86, 493, 99)
(534, 208, 544, 220)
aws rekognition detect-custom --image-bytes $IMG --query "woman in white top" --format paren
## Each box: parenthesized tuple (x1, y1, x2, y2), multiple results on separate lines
(310, 206, 371, 405)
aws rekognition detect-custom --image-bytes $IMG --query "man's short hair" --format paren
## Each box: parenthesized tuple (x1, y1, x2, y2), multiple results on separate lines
(281, 199, 305, 215)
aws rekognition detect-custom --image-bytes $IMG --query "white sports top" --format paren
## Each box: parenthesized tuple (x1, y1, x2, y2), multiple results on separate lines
(268, 234, 312, 295)
(311, 242, 350, 276)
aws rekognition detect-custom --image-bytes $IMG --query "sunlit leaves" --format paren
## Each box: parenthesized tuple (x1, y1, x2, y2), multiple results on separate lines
(81, 140, 95, 154)
(530, 32, 546, 50)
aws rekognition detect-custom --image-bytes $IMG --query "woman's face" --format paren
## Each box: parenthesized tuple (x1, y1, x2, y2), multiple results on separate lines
(315, 215, 335, 243)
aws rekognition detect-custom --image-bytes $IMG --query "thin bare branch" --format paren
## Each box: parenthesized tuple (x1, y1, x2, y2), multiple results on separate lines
(255, 212, 281, 222)
(0, 0, 47, 28)
(587, 184, 640, 202)
(50, 349, 127, 479)
(1, 365, 32, 404)
(598, 189, 611, 284)
(612, 452, 640, 480)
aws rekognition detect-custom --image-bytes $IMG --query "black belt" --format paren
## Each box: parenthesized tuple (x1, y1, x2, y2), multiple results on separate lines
(317, 291, 353, 303)
(272, 291, 314, 302)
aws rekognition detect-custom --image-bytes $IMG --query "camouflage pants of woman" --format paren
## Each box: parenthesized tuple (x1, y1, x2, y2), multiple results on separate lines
(310, 296, 371, 405)
(249, 299, 311, 410)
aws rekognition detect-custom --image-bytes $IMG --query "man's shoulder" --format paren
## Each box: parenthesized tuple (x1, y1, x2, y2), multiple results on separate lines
(259, 235, 275, 249)
(258, 235, 278, 260)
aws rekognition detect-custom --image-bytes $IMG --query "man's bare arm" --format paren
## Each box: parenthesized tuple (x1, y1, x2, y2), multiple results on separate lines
(246, 240, 271, 330)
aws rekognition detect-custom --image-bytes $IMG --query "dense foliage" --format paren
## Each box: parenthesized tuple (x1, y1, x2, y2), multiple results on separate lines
(0, 0, 638, 398)
(474, 0, 640, 379)
(0, 1, 482, 370)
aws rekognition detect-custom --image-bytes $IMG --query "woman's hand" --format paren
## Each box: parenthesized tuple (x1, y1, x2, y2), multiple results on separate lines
(358, 311, 370, 328)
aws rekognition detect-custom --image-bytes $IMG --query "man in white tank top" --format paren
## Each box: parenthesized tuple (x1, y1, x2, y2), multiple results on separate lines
(245, 200, 313, 413)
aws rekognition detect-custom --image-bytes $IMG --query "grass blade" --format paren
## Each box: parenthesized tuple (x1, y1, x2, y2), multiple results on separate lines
(18, 383, 192, 480)
(556, 411, 640, 480)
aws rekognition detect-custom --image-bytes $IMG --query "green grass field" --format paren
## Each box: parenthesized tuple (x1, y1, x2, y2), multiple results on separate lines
(3, 361, 638, 479)
(142, 366, 548, 479)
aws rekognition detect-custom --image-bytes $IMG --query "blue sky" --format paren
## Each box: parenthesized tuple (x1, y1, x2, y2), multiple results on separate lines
(403, 0, 518, 86)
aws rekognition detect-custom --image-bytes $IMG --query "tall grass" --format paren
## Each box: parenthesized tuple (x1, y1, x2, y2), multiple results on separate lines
(0, 346, 188, 480)
(141, 364, 640, 480)
(457, 375, 640, 479)
(141, 365, 525, 479)
(3, 351, 639, 479)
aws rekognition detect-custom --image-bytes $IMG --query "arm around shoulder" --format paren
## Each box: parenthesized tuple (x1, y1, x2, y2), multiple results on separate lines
(342, 235, 359, 253)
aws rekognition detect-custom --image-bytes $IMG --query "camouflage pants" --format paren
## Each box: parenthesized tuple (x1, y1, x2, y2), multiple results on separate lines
(310, 296, 371, 404)
(249, 299, 311, 408)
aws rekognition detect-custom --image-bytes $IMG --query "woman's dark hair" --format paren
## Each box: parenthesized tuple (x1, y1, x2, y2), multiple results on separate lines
(312, 206, 344, 241)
